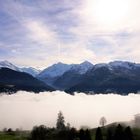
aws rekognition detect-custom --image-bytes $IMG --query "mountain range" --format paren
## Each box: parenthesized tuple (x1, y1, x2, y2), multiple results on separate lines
(0, 61, 53, 93)
(0, 60, 40, 77)
(1, 60, 140, 94)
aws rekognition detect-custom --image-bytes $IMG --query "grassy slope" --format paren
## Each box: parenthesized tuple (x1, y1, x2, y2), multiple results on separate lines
(90, 127, 140, 140)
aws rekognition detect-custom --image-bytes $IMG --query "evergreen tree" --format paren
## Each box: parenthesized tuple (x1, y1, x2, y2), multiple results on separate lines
(68, 128, 77, 140)
(106, 128, 113, 140)
(56, 111, 65, 131)
(79, 129, 85, 140)
(124, 126, 134, 140)
(85, 129, 92, 140)
(95, 127, 103, 140)
(113, 124, 124, 140)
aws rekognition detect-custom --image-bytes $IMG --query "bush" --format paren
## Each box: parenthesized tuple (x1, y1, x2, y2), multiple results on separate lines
(29, 125, 48, 140)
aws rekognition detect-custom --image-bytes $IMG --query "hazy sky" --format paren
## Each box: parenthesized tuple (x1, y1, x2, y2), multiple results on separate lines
(0, 91, 139, 130)
(0, 0, 140, 67)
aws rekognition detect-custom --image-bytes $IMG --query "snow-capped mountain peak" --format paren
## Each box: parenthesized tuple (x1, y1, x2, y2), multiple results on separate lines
(21, 67, 41, 77)
(0, 60, 20, 71)
(38, 62, 73, 78)
(80, 61, 93, 67)
(38, 61, 94, 78)
(0, 60, 41, 77)
(70, 61, 93, 74)
(109, 61, 135, 69)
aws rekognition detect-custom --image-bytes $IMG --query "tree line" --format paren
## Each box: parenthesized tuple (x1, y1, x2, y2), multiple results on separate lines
(28, 111, 134, 140)
(96, 124, 133, 140)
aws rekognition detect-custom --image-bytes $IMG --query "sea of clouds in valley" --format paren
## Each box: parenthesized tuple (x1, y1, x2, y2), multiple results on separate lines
(0, 91, 140, 130)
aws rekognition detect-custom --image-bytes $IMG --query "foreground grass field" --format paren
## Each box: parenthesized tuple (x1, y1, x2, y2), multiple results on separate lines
(0, 131, 29, 140)
(0, 126, 140, 140)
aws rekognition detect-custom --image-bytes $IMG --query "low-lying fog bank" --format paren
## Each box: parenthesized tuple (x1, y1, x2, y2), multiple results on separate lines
(0, 91, 140, 130)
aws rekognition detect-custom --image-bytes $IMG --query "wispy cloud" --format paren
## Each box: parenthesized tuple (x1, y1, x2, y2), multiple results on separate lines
(0, 0, 140, 67)
(25, 20, 58, 45)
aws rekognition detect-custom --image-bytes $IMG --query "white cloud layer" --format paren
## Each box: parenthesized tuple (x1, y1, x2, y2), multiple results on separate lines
(0, 91, 140, 130)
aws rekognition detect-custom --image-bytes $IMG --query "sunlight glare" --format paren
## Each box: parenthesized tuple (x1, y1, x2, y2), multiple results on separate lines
(92, 0, 130, 26)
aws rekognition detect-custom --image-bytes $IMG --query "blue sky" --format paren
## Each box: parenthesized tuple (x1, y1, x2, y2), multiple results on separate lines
(0, 0, 140, 68)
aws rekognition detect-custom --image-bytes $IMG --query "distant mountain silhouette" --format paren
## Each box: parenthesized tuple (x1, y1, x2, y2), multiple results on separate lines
(1, 60, 140, 94)
(65, 61, 140, 94)
(37, 61, 140, 94)
(0, 68, 54, 93)
(0, 60, 41, 77)
(37, 61, 93, 88)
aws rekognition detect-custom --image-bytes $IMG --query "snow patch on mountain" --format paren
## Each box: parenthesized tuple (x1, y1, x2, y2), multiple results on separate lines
(38, 62, 73, 78)
(70, 61, 93, 74)
(0, 60, 41, 77)
(109, 61, 137, 70)
(21, 67, 41, 77)
(0, 60, 20, 71)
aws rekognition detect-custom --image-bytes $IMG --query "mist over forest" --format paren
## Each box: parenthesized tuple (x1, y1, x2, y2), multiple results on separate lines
(0, 91, 140, 130)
